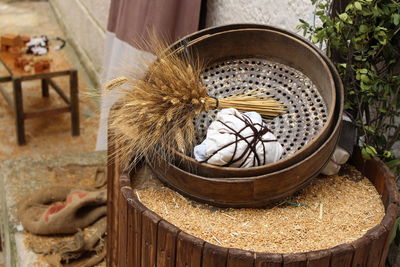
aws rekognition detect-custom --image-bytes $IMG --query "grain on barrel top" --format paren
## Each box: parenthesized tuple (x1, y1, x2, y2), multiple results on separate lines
(134, 165, 385, 254)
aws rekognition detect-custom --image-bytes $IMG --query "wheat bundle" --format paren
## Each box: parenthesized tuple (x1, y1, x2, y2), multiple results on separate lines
(108, 46, 285, 168)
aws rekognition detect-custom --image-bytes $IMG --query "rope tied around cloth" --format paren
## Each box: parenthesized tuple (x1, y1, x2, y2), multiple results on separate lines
(201, 113, 278, 167)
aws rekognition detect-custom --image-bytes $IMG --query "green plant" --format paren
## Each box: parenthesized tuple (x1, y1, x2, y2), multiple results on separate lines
(298, 0, 400, 175)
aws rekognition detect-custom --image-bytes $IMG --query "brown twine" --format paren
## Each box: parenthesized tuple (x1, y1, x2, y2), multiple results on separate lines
(211, 96, 219, 109)
(201, 114, 278, 167)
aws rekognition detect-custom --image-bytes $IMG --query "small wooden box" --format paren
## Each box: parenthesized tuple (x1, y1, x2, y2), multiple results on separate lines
(33, 60, 50, 73)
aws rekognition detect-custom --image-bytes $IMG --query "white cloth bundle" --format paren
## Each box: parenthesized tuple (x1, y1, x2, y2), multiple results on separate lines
(194, 108, 283, 168)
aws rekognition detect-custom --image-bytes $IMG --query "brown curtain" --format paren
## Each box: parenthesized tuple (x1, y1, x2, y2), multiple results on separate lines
(107, 0, 202, 48)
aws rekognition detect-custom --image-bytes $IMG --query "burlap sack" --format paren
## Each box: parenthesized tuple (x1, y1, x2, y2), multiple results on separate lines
(18, 186, 106, 235)
(40, 216, 107, 267)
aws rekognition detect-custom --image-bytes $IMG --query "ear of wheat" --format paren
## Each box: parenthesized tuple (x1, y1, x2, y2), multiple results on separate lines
(108, 42, 286, 169)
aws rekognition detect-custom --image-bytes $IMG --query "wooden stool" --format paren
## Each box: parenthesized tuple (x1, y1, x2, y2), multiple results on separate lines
(0, 52, 79, 145)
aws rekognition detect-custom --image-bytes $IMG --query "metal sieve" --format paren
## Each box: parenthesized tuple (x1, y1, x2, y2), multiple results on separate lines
(166, 26, 337, 178)
(194, 58, 328, 159)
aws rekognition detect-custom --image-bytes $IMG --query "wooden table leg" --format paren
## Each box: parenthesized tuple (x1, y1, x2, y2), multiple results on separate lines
(42, 78, 49, 97)
(70, 70, 80, 136)
(13, 78, 26, 145)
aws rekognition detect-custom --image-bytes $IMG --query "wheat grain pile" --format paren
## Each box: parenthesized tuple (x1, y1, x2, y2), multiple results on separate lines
(134, 165, 384, 253)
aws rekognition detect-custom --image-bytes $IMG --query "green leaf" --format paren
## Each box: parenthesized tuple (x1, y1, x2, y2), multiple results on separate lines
(367, 145, 378, 155)
(359, 24, 369, 33)
(362, 147, 372, 160)
(361, 82, 371, 91)
(339, 13, 349, 21)
(354, 2, 362, 10)
(362, 145, 378, 160)
(383, 150, 394, 159)
(345, 3, 354, 11)
(364, 125, 375, 134)
(335, 21, 342, 32)
(361, 74, 370, 83)
(393, 14, 400, 26)
(299, 19, 309, 25)
(311, 35, 319, 43)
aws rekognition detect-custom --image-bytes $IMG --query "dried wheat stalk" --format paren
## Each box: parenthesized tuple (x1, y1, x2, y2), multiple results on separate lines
(108, 43, 285, 168)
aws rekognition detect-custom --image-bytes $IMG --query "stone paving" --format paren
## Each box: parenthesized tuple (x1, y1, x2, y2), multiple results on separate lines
(0, 2, 103, 266)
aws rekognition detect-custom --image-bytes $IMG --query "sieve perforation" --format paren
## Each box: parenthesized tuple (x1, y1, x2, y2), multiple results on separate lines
(193, 57, 328, 159)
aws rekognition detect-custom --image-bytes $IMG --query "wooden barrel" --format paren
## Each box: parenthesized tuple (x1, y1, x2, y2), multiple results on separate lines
(107, 146, 399, 267)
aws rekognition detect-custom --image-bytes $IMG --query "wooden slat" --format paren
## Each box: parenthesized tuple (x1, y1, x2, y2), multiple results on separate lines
(306, 249, 331, 267)
(69, 70, 79, 136)
(109, 154, 120, 267)
(379, 203, 398, 267)
(41, 78, 49, 97)
(387, 177, 400, 206)
(283, 253, 307, 267)
(201, 243, 228, 267)
(0, 76, 12, 82)
(350, 146, 365, 171)
(366, 225, 388, 267)
(227, 248, 254, 267)
(119, 173, 130, 187)
(116, 172, 131, 267)
(20, 69, 72, 81)
(127, 203, 143, 266)
(47, 78, 70, 104)
(351, 236, 372, 267)
(117, 185, 128, 267)
(254, 253, 283, 267)
(383, 167, 399, 207)
(329, 244, 353, 267)
(0, 84, 14, 108)
(176, 232, 204, 267)
(24, 106, 70, 119)
(141, 210, 160, 267)
(106, 139, 115, 267)
(121, 170, 147, 266)
(13, 78, 25, 145)
(363, 158, 386, 198)
(0, 52, 15, 75)
(157, 220, 180, 267)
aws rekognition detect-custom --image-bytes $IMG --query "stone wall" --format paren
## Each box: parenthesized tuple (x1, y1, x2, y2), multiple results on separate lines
(48, 0, 314, 86)
(49, 0, 110, 86)
(206, 0, 316, 32)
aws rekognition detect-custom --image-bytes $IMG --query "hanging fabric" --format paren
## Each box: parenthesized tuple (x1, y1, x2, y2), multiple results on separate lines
(96, 0, 203, 150)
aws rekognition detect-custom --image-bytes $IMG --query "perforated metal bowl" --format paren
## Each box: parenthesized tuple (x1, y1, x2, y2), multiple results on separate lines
(169, 26, 337, 177)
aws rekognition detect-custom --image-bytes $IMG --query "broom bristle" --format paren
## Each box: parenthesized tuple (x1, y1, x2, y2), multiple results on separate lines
(108, 38, 286, 169)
